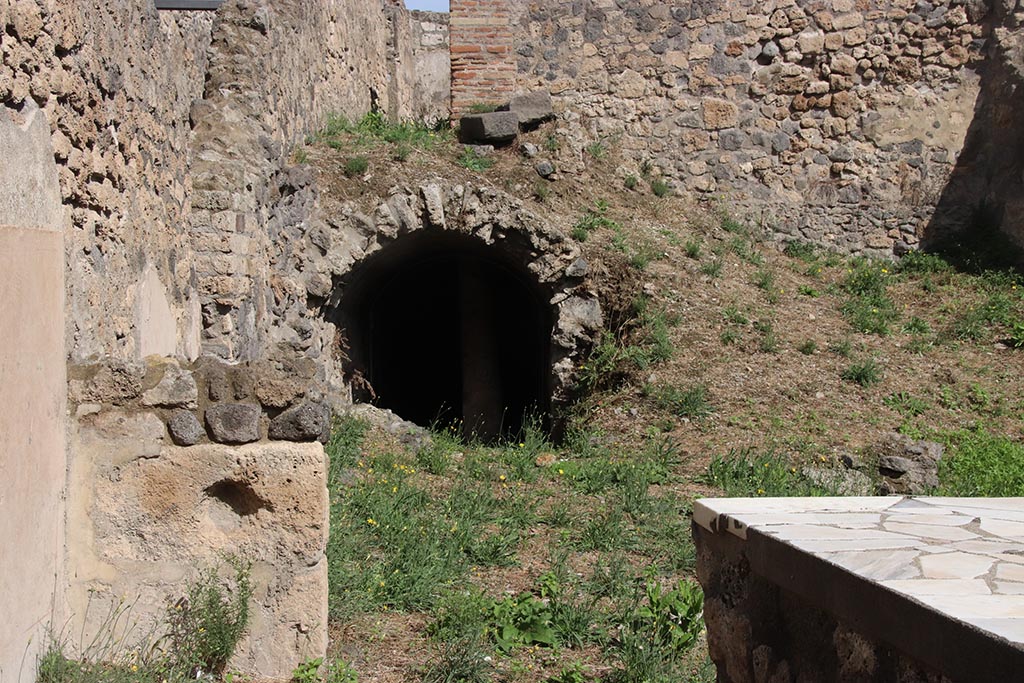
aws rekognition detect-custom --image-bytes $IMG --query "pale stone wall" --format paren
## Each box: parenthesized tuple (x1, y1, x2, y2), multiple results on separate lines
(0, 0, 439, 678)
(1, 0, 213, 362)
(0, 101, 66, 683)
(505, 0, 995, 257)
(409, 10, 452, 125)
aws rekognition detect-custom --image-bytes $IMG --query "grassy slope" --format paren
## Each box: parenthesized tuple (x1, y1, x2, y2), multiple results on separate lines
(305, 116, 1024, 683)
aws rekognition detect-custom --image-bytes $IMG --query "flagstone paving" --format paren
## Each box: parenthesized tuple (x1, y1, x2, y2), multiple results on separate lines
(694, 496, 1024, 649)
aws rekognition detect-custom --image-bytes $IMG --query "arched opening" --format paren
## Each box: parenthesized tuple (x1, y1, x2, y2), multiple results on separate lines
(334, 231, 554, 442)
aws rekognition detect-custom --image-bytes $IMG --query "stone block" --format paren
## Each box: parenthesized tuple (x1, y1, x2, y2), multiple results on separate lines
(206, 403, 261, 444)
(268, 402, 330, 443)
(702, 99, 739, 130)
(459, 111, 520, 145)
(69, 441, 328, 680)
(168, 410, 204, 446)
(500, 90, 554, 129)
(142, 362, 198, 408)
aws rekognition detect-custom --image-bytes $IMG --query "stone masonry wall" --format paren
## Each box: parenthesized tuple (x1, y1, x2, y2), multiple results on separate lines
(188, 0, 398, 363)
(503, 0, 994, 257)
(409, 10, 452, 124)
(66, 355, 331, 680)
(694, 522, 956, 683)
(2, 0, 439, 678)
(450, 0, 516, 116)
(2, 1, 214, 362)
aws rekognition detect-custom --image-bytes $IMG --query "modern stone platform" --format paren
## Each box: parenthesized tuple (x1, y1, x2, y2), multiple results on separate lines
(693, 497, 1024, 683)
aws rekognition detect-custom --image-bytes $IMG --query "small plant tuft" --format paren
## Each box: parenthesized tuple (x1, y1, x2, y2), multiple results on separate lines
(343, 156, 369, 178)
(841, 357, 882, 387)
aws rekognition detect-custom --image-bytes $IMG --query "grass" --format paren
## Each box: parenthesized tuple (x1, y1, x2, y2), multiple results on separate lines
(343, 156, 368, 178)
(39, 560, 252, 683)
(841, 357, 882, 387)
(650, 384, 713, 419)
(320, 416, 714, 683)
(937, 428, 1024, 496)
(839, 258, 899, 335)
(459, 147, 495, 172)
(704, 450, 831, 497)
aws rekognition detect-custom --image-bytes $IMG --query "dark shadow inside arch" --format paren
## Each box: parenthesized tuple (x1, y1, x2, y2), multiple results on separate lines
(333, 231, 555, 443)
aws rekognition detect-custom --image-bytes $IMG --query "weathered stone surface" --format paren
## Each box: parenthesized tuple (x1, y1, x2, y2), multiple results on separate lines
(269, 402, 330, 443)
(68, 441, 329, 682)
(255, 376, 306, 409)
(167, 410, 204, 447)
(502, 89, 554, 128)
(141, 363, 198, 408)
(875, 432, 944, 494)
(69, 358, 145, 405)
(459, 112, 520, 145)
(205, 403, 261, 444)
(535, 159, 556, 178)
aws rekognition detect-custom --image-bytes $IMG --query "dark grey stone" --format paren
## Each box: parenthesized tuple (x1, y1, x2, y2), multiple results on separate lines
(168, 410, 204, 446)
(771, 132, 792, 153)
(521, 142, 539, 158)
(535, 159, 555, 178)
(269, 401, 330, 443)
(829, 145, 855, 162)
(459, 112, 519, 145)
(837, 183, 862, 204)
(719, 128, 748, 151)
(565, 257, 589, 278)
(205, 403, 261, 444)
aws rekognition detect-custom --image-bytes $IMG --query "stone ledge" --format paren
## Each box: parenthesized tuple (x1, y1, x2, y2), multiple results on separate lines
(694, 496, 1024, 683)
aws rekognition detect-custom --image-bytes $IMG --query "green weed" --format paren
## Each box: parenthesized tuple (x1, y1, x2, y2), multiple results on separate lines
(650, 179, 670, 198)
(797, 339, 817, 355)
(700, 260, 723, 278)
(458, 147, 494, 172)
(650, 384, 713, 419)
(883, 392, 929, 417)
(586, 141, 607, 159)
(840, 259, 899, 335)
(938, 428, 1024, 496)
(344, 156, 369, 178)
(704, 450, 828, 497)
(783, 241, 819, 263)
(841, 358, 882, 387)
(491, 593, 556, 651)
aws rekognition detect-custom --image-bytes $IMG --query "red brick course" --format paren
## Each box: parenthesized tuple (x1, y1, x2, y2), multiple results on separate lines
(449, 0, 515, 117)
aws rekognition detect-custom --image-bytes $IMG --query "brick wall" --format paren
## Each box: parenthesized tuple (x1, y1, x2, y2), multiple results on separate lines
(449, 0, 515, 117)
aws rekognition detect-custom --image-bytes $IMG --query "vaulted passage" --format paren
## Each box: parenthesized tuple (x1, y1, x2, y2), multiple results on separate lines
(335, 232, 554, 442)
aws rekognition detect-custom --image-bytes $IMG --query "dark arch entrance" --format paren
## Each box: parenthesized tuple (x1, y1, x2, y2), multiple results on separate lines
(334, 231, 555, 442)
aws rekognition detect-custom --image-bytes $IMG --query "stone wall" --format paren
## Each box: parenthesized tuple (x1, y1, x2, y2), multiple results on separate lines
(928, 0, 1024, 253)
(2, 0, 214, 362)
(188, 0, 397, 363)
(694, 521, 956, 682)
(409, 10, 452, 124)
(500, 0, 995, 257)
(0, 101, 66, 683)
(450, 0, 516, 116)
(1, 0, 444, 679)
(66, 355, 330, 680)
